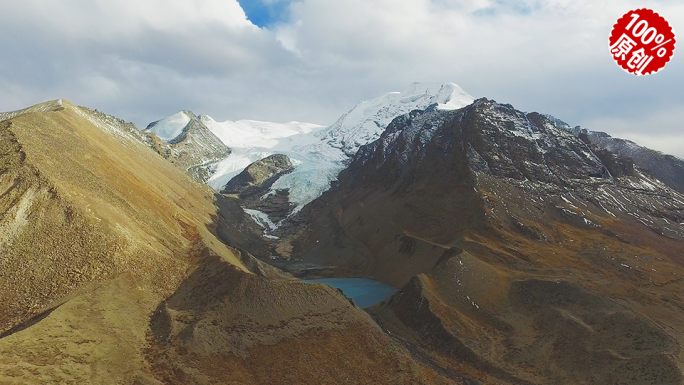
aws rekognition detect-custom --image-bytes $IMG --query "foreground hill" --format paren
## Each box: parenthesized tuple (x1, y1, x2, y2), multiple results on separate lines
(282, 99, 684, 383)
(0, 100, 453, 384)
(0, 100, 246, 331)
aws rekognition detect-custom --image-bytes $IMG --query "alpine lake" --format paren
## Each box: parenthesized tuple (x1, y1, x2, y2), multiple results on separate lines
(304, 278, 397, 308)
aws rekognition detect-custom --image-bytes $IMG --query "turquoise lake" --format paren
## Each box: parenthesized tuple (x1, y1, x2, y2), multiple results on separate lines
(305, 278, 397, 308)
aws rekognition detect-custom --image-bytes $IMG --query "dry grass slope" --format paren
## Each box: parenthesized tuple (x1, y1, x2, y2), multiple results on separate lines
(0, 100, 249, 383)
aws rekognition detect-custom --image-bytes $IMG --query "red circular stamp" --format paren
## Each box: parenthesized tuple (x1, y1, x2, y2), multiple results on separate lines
(609, 9, 676, 75)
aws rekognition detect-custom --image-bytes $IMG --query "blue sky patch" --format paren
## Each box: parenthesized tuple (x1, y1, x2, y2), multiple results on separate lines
(237, 0, 291, 28)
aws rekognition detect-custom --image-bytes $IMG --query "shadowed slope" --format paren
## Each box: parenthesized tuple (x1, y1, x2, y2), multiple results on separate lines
(285, 99, 684, 383)
(145, 255, 460, 384)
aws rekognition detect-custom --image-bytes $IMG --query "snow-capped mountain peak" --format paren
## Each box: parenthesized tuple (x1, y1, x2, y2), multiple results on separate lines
(205, 82, 475, 214)
(145, 111, 192, 142)
(148, 82, 476, 228)
(400, 82, 474, 110)
(321, 82, 474, 156)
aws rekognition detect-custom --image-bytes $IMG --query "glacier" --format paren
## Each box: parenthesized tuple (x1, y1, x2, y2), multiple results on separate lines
(150, 82, 475, 220)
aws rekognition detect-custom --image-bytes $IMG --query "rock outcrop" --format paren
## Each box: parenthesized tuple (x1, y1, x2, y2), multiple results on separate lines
(144, 111, 230, 183)
(221, 154, 294, 197)
(220, 154, 298, 226)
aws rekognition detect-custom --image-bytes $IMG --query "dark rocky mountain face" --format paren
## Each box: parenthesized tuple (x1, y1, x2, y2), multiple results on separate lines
(281, 99, 684, 281)
(277, 98, 684, 384)
(566, 126, 684, 194)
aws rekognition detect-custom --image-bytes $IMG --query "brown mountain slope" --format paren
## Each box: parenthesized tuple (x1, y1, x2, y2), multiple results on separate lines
(282, 100, 684, 383)
(144, 255, 463, 385)
(0, 100, 246, 333)
(0, 101, 460, 384)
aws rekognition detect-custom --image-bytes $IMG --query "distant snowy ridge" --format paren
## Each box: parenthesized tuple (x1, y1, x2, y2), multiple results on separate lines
(150, 82, 475, 223)
(203, 117, 324, 148)
(140, 110, 230, 183)
(561, 124, 684, 194)
(321, 82, 474, 156)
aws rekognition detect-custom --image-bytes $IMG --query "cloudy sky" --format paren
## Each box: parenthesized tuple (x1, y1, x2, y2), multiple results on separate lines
(1, 0, 682, 157)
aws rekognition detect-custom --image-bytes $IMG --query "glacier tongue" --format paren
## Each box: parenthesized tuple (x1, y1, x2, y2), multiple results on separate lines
(203, 116, 329, 196)
(202, 82, 474, 215)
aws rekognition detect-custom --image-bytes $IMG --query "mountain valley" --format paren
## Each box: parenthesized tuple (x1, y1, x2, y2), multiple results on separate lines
(1, 83, 684, 384)
(0, 98, 452, 384)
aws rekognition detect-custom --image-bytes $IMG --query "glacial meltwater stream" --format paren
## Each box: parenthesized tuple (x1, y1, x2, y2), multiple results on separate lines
(304, 278, 397, 308)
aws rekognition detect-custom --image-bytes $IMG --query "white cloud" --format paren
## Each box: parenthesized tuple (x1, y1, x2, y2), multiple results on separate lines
(0, 0, 682, 156)
(2, 0, 254, 36)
